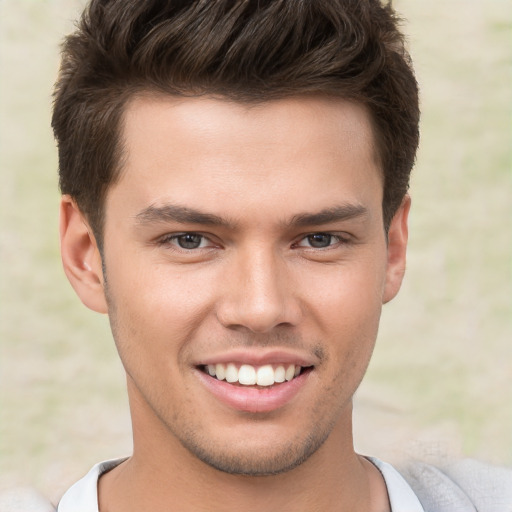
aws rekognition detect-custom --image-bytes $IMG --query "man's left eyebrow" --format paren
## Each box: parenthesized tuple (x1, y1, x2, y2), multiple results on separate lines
(135, 204, 234, 228)
(286, 204, 369, 227)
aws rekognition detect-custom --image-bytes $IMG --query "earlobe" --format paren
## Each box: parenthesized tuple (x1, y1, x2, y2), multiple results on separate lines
(382, 195, 410, 304)
(59, 196, 108, 314)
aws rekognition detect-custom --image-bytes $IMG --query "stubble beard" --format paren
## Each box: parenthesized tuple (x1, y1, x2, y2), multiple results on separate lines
(173, 417, 337, 477)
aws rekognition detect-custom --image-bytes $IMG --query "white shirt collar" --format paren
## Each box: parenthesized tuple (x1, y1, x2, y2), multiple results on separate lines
(58, 456, 424, 512)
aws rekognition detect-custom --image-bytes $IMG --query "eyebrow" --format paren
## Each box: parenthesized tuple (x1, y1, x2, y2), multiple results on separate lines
(287, 204, 369, 227)
(135, 202, 368, 229)
(135, 204, 235, 228)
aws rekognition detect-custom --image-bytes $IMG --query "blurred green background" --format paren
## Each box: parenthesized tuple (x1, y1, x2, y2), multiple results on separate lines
(1, 0, 511, 502)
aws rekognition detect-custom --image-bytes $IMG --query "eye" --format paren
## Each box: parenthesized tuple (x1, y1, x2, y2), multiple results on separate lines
(159, 233, 211, 250)
(306, 233, 333, 248)
(297, 233, 337, 249)
(175, 234, 204, 249)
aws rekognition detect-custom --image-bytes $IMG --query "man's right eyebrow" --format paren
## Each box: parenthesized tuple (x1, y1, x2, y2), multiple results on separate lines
(135, 204, 235, 228)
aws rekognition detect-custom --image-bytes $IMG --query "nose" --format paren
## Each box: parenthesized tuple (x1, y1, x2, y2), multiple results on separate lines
(216, 247, 302, 333)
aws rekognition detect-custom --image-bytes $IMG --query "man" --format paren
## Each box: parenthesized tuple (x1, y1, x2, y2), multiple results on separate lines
(50, 1, 510, 511)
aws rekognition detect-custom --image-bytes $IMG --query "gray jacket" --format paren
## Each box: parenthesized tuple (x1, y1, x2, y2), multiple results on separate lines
(1, 459, 510, 512)
(400, 458, 512, 512)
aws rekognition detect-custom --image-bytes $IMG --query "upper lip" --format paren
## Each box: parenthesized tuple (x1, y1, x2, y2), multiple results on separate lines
(195, 348, 318, 368)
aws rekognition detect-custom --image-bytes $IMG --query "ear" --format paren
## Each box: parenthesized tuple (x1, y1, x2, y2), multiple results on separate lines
(382, 195, 411, 304)
(59, 195, 108, 313)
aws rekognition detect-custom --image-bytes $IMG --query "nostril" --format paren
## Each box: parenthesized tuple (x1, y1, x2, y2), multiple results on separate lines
(215, 262, 302, 332)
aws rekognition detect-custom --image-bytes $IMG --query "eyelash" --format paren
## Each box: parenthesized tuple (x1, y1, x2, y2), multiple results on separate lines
(157, 233, 215, 250)
(156, 232, 351, 251)
(293, 233, 351, 250)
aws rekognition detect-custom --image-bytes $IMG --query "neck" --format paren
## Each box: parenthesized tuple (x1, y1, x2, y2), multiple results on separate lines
(98, 388, 389, 512)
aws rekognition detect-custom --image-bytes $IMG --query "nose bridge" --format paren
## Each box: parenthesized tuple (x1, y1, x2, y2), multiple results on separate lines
(218, 242, 299, 333)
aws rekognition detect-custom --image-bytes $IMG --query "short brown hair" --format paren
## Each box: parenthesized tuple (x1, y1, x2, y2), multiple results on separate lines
(52, 0, 419, 246)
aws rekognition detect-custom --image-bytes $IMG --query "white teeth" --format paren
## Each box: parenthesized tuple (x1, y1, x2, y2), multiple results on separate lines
(215, 363, 226, 381)
(225, 363, 238, 383)
(285, 364, 295, 381)
(274, 365, 286, 383)
(256, 365, 275, 386)
(206, 363, 304, 386)
(238, 364, 256, 385)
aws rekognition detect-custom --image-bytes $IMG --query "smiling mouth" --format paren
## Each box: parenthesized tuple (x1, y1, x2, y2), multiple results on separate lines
(200, 363, 312, 387)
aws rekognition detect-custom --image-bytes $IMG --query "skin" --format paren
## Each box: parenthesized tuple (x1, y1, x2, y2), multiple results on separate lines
(60, 94, 410, 512)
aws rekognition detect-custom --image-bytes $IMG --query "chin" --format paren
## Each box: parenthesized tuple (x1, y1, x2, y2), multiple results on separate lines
(178, 425, 332, 477)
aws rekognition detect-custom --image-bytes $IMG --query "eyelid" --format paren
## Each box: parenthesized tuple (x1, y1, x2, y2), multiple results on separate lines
(294, 232, 352, 248)
(156, 232, 218, 249)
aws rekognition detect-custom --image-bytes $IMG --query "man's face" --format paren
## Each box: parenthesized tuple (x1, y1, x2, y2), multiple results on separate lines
(96, 95, 407, 475)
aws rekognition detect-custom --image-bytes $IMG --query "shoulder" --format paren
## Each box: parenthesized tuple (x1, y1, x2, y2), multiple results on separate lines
(398, 458, 512, 512)
(0, 487, 56, 512)
(57, 458, 127, 512)
(367, 457, 425, 511)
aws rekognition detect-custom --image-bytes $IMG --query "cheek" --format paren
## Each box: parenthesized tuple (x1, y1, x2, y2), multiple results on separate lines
(108, 260, 215, 331)
(104, 258, 224, 391)
(308, 261, 384, 330)
(318, 292, 380, 409)
(304, 261, 384, 372)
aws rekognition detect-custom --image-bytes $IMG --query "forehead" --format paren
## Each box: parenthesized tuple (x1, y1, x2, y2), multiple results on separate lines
(109, 94, 382, 223)
(121, 93, 379, 166)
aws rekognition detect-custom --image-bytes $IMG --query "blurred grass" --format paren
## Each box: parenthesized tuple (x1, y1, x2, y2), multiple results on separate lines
(0, 0, 132, 498)
(362, 0, 512, 463)
(0, 0, 511, 501)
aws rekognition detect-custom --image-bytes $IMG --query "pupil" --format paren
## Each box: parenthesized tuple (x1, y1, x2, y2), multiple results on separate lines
(308, 234, 331, 248)
(178, 234, 202, 249)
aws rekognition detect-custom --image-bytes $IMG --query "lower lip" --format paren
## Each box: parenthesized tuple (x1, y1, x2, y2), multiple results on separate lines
(195, 369, 311, 413)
